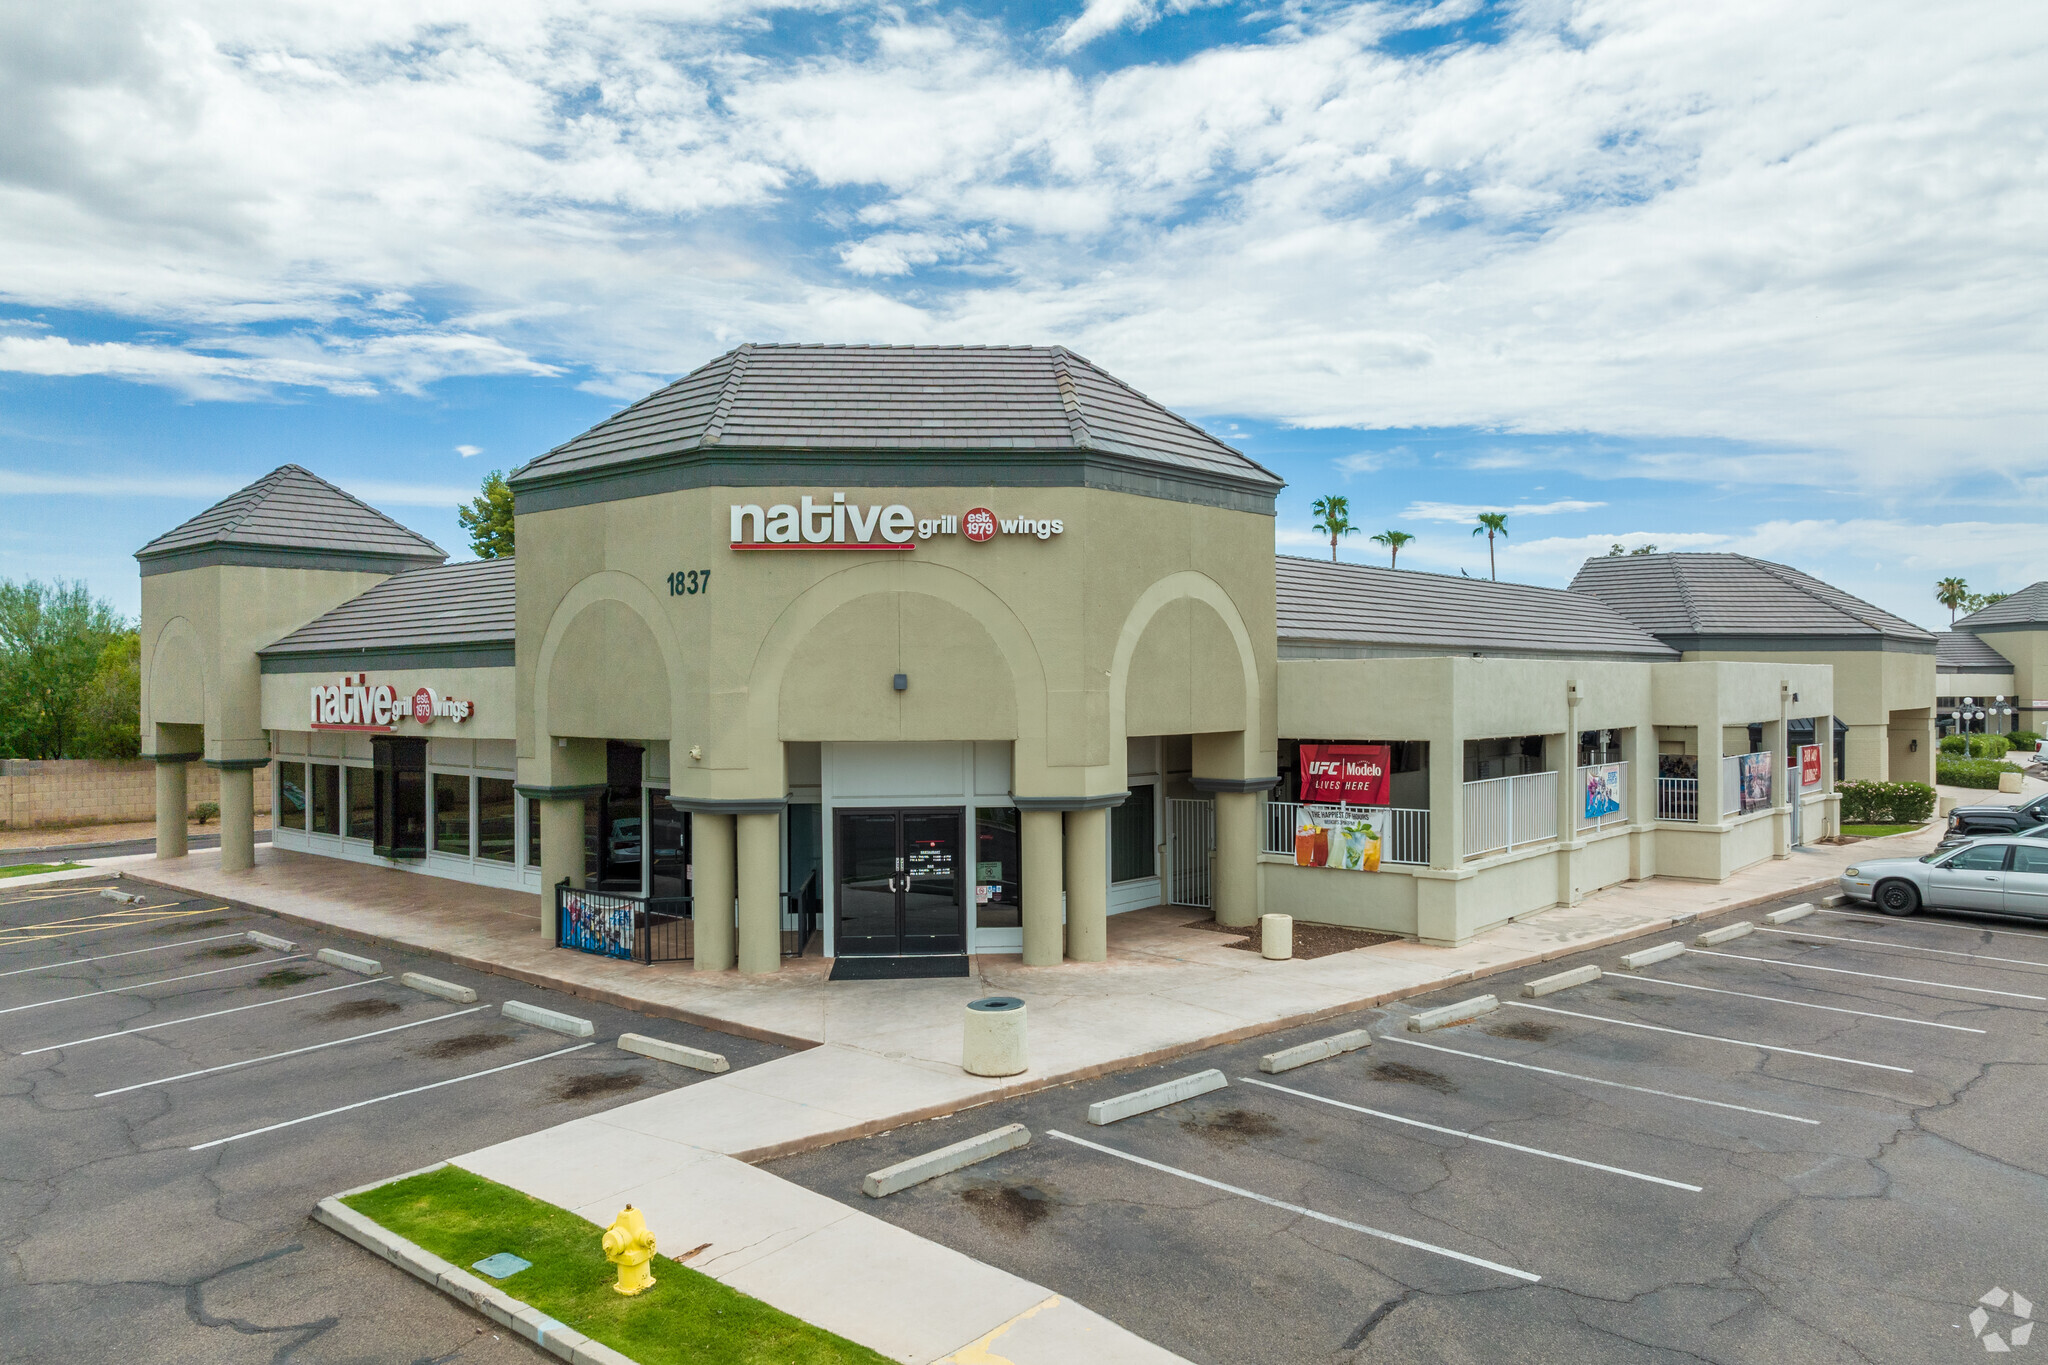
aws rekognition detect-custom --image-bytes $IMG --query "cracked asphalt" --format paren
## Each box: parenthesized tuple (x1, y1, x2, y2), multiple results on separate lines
(771, 890, 2048, 1365)
(0, 875, 785, 1364)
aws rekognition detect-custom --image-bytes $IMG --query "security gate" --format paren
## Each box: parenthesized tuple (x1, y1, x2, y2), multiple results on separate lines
(1167, 798, 1214, 908)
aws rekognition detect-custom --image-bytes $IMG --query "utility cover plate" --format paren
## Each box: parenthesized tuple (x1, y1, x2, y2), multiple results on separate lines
(472, 1252, 532, 1279)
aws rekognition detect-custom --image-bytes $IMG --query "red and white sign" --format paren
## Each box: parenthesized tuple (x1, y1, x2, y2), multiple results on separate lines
(1799, 743, 1823, 787)
(729, 494, 1062, 549)
(1298, 743, 1392, 806)
(310, 674, 471, 731)
(963, 507, 996, 542)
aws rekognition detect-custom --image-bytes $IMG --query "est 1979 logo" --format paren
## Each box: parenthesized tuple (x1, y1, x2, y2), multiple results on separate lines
(730, 495, 1061, 549)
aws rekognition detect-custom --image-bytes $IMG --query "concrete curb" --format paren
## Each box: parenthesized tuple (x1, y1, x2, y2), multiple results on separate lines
(1405, 995, 1497, 1032)
(618, 1033, 727, 1073)
(245, 930, 297, 953)
(1522, 964, 1601, 997)
(401, 972, 478, 1004)
(1087, 1069, 1227, 1125)
(1765, 903, 1816, 924)
(504, 1000, 596, 1038)
(99, 888, 145, 904)
(313, 1196, 634, 1365)
(1618, 941, 1686, 970)
(315, 947, 381, 976)
(1819, 892, 1848, 908)
(861, 1123, 1030, 1197)
(1695, 921, 1756, 947)
(1258, 1028, 1373, 1074)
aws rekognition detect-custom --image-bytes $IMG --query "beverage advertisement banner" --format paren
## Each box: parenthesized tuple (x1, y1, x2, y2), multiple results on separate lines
(559, 890, 635, 961)
(1738, 752, 1773, 813)
(1298, 743, 1393, 806)
(1294, 805, 1388, 872)
(1583, 764, 1623, 820)
(1800, 744, 1823, 787)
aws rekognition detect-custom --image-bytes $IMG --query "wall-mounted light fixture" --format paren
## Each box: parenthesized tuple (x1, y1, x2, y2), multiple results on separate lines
(893, 673, 909, 692)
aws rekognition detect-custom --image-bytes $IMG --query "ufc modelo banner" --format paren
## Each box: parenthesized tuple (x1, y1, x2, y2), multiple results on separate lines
(1297, 743, 1392, 805)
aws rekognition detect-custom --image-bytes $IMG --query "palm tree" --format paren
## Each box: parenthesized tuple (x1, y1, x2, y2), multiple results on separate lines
(1370, 529, 1414, 568)
(1471, 511, 1509, 580)
(1310, 495, 1357, 562)
(1936, 576, 1969, 623)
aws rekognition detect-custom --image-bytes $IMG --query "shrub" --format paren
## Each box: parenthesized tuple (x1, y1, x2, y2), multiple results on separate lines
(191, 801, 219, 825)
(1940, 734, 2011, 758)
(1839, 779, 1937, 824)
(1935, 758, 2021, 790)
(2009, 730, 2042, 750)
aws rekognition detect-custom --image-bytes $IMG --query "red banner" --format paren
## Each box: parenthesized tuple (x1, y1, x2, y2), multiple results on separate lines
(1800, 744, 1822, 787)
(1298, 743, 1392, 806)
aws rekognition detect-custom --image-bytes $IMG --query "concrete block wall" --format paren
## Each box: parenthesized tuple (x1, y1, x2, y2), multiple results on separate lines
(0, 759, 273, 830)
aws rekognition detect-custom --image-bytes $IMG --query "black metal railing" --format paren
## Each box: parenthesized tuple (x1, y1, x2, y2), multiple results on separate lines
(556, 875, 822, 964)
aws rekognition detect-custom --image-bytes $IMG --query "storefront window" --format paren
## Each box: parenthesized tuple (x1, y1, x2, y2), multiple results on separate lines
(1111, 785, 1156, 883)
(310, 763, 340, 835)
(279, 762, 307, 830)
(974, 807, 1021, 929)
(526, 797, 541, 868)
(345, 767, 374, 840)
(477, 778, 515, 863)
(373, 737, 426, 859)
(434, 772, 472, 857)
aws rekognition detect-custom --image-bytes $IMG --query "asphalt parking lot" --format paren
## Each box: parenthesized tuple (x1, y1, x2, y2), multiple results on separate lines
(0, 874, 784, 1365)
(773, 890, 2048, 1365)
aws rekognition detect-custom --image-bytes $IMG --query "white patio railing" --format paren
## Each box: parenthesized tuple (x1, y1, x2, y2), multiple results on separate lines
(1462, 770, 1557, 859)
(1657, 777, 1699, 821)
(1167, 797, 1214, 907)
(1263, 802, 1431, 866)
(1573, 760, 1630, 833)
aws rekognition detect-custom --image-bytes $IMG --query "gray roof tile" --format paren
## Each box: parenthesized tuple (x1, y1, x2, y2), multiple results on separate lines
(1955, 582, 2048, 629)
(510, 344, 1280, 490)
(136, 465, 447, 565)
(1569, 554, 1935, 644)
(260, 558, 514, 656)
(1278, 557, 1679, 658)
(1936, 631, 2015, 670)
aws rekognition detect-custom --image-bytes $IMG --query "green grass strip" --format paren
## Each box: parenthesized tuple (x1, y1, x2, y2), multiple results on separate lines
(1841, 824, 1921, 837)
(0, 863, 85, 879)
(343, 1166, 895, 1365)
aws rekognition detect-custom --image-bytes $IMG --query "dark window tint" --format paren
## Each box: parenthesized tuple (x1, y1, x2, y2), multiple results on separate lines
(1111, 785, 1156, 882)
(975, 807, 1020, 929)
(526, 796, 541, 868)
(434, 772, 471, 857)
(279, 762, 307, 830)
(1947, 843, 2012, 871)
(477, 778, 515, 863)
(310, 763, 340, 835)
(373, 738, 427, 859)
(345, 766, 375, 839)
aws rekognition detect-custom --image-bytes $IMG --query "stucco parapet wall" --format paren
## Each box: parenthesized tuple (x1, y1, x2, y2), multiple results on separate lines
(1648, 659, 1835, 726)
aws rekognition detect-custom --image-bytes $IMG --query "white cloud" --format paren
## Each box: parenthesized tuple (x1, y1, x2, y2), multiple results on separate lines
(0, 467, 475, 510)
(1402, 498, 1607, 521)
(456, 444, 483, 457)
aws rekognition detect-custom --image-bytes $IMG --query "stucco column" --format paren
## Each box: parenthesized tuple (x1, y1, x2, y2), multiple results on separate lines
(155, 759, 189, 860)
(1696, 719, 1725, 827)
(215, 763, 257, 872)
(1020, 809, 1065, 966)
(736, 810, 782, 974)
(1064, 808, 1108, 961)
(1428, 731, 1463, 870)
(1817, 714, 1839, 838)
(1843, 724, 1888, 783)
(1555, 683, 1581, 905)
(1766, 689, 1790, 858)
(535, 796, 586, 943)
(1211, 791, 1261, 928)
(692, 812, 736, 971)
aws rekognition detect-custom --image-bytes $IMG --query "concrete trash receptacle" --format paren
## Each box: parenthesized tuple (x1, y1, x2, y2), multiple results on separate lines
(2000, 770, 2024, 794)
(1260, 913, 1293, 960)
(963, 996, 1027, 1077)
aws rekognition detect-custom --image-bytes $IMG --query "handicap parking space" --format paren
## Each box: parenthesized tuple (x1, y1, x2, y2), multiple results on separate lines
(771, 889, 2048, 1364)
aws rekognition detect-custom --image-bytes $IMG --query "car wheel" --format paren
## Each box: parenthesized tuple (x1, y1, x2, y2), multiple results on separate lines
(1875, 880, 1919, 917)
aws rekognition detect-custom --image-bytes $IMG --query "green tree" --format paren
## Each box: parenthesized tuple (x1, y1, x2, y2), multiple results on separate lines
(1310, 495, 1357, 562)
(1961, 589, 2008, 615)
(459, 470, 515, 559)
(76, 630, 141, 759)
(0, 579, 128, 759)
(1472, 511, 1509, 580)
(1608, 542, 1658, 556)
(1935, 576, 1969, 623)
(1369, 529, 1414, 567)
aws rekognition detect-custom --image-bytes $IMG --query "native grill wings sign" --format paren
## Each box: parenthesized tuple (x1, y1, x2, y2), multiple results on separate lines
(309, 673, 473, 731)
(730, 495, 1063, 549)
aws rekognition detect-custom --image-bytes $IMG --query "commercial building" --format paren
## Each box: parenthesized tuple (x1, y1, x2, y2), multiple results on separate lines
(1941, 586, 2048, 735)
(139, 345, 1866, 974)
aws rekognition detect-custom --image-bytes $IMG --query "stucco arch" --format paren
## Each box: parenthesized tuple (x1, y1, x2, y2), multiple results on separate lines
(532, 571, 684, 747)
(147, 615, 210, 728)
(1109, 572, 1264, 780)
(743, 559, 1050, 785)
(778, 590, 1017, 742)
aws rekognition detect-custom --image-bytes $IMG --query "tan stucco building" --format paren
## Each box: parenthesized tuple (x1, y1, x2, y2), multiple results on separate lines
(139, 346, 1904, 972)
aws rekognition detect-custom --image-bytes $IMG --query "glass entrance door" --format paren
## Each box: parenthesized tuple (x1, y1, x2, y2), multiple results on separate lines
(835, 808, 965, 956)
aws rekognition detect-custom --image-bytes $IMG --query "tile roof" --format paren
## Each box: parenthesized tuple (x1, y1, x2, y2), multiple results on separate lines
(1955, 582, 2048, 629)
(1569, 554, 1935, 645)
(510, 344, 1280, 490)
(1277, 557, 1679, 658)
(136, 465, 447, 566)
(1936, 631, 2015, 670)
(260, 558, 514, 658)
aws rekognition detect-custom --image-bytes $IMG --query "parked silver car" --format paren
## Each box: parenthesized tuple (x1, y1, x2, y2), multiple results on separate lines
(1840, 837, 2048, 917)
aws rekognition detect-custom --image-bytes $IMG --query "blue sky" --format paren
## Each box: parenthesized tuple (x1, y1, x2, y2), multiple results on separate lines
(3, 0, 2043, 626)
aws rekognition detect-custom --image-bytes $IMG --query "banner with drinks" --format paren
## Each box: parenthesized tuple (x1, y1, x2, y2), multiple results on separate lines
(1294, 805, 1388, 872)
(1298, 743, 1393, 806)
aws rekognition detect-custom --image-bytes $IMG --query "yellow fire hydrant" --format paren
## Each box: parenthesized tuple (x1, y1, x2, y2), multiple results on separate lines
(601, 1204, 658, 1296)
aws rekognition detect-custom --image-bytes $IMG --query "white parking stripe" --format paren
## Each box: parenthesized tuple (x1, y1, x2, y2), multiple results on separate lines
(1627, 975, 1987, 1033)
(186, 1042, 595, 1150)
(1688, 948, 2047, 1000)
(93, 1006, 489, 1097)
(1506, 1001, 1914, 1072)
(19, 978, 387, 1054)
(0, 955, 305, 1016)
(0, 933, 248, 978)
(1822, 909, 2048, 943)
(1757, 925, 2048, 971)
(1242, 1076, 1703, 1191)
(1046, 1128, 1541, 1282)
(1379, 1034, 1819, 1123)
